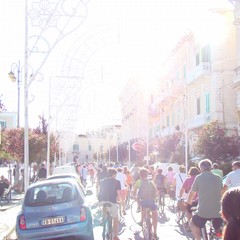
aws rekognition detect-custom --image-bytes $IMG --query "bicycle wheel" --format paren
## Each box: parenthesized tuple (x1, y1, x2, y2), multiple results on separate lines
(158, 195, 165, 215)
(180, 213, 191, 240)
(201, 225, 208, 240)
(125, 189, 131, 207)
(106, 214, 112, 240)
(131, 200, 141, 224)
(142, 215, 152, 240)
(102, 218, 107, 240)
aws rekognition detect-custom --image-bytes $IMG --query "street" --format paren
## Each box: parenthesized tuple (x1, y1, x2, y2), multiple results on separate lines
(2, 179, 192, 240)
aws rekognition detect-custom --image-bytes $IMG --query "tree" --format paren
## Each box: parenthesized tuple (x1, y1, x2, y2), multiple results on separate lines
(1, 128, 24, 161)
(0, 122, 59, 165)
(157, 132, 183, 163)
(33, 114, 48, 135)
(193, 121, 240, 163)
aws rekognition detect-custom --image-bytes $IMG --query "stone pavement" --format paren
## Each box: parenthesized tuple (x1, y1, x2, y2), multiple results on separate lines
(0, 191, 24, 240)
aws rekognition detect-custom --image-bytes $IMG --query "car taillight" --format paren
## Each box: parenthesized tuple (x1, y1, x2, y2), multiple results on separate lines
(80, 207, 87, 221)
(19, 215, 27, 230)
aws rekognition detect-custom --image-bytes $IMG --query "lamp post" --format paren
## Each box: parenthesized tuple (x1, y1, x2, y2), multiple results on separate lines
(8, 61, 21, 128)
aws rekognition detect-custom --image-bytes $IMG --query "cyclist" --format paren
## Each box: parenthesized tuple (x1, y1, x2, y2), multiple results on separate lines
(88, 167, 95, 186)
(98, 168, 121, 240)
(173, 165, 187, 201)
(179, 167, 200, 227)
(186, 159, 223, 240)
(80, 164, 88, 187)
(116, 167, 127, 215)
(211, 163, 223, 179)
(221, 186, 240, 240)
(133, 167, 158, 240)
(222, 161, 240, 194)
(96, 165, 108, 195)
(154, 168, 166, 196)
(165, 166, 176, 196)
(125, 170, 134, 203)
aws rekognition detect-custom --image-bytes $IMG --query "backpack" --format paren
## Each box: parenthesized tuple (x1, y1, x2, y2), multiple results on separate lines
(138, 179, 155, 200)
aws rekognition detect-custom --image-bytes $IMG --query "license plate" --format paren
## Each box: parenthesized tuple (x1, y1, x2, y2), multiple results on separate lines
(40, 216, 66, 226)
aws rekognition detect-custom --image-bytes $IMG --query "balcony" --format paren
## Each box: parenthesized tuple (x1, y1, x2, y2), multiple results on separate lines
(187, 113, 211, 129)
(232, 66, 240, 88)
(187, 62, 211, 84)
(149, 103, 160, 117)
(160, 126, 175, 137)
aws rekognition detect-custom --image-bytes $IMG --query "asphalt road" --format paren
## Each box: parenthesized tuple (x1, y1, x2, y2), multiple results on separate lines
(5, 182, 192, 240)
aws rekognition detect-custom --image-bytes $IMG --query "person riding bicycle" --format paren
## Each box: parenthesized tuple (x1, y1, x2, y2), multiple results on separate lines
(98, 168, 121, 240)
(165, 166, 176, 197)
(154, 168, 167, 197)
(179, 167, 200, 227)
(186, 159, 223, 240)
(222, 161, 240, 194)
(116, 167, 127, 215)
(133, 167, 158, 240)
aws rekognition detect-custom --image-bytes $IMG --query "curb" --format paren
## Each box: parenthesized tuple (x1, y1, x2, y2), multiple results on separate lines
(3, 226, 15, 240)
(2, 200, 23, 240)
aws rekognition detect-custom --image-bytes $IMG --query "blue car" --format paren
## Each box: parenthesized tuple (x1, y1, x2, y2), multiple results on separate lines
(16, 178, 94, 240)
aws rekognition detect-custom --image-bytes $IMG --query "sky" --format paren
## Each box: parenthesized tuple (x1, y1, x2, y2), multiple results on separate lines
(0, 0, 233, 133)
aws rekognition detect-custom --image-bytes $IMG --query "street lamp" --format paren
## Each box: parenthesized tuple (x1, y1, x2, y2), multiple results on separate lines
(8, 61, 21, 128)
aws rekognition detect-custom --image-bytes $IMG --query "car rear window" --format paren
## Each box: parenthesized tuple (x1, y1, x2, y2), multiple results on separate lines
(25, 182, 83, 206)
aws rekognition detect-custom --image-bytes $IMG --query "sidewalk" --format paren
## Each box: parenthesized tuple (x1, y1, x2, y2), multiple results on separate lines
(0, 191, 24, 240)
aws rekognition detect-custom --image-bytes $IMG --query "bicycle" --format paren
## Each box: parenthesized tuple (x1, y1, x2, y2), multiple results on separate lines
(101, 202, 113, 240)
(130, 199, 142, 225)
(142, 206, 153, 240)
(131, 199, 157, 240)
(156, 188, 166, 215)
(175, 205, 192, 240)
(200, 219, 223, 240)
(125, 187, 132, 207)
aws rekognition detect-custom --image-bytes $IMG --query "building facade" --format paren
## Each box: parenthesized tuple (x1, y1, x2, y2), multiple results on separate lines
(150, 9, 237, 158)
(0, 111, 17, 129)
(119, 9, 238, 162)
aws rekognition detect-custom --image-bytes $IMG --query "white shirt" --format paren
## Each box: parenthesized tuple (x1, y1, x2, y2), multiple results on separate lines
(116, 171, 127, 190)
(174, 172, 187, 200)
(81, 167, 88, 179)
(225, 169, 240, 188)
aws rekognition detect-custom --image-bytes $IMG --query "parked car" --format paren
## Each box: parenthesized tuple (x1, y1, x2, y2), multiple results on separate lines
(47, 173, 84, 193)
(52, 165, 77, 175)
(16, 178, 94, 240)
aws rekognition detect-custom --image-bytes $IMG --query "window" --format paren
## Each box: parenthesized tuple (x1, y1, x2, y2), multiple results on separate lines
(196, 53, 200, 66)
(172, 113, 175, 126)
(167, 115, 170, 127)
(73, 144, 79, 152)
(205, 93, 210, 113)
(88, 144, 92, 151)
(201, 45, 210, 62)
(183, 64, 187, 79)
(197, 97, 201, 115)
(25, 183, 83, 206)
(0, 121, 6, 129)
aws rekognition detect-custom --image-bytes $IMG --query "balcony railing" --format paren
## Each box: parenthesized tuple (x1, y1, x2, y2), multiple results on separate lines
(187, 62, 211, 84)
(187, 114, 211, 129)
(233, 66, 240, 86)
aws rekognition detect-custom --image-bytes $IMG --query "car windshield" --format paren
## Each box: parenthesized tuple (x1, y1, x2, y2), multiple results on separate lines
(25, 182, 83, 206)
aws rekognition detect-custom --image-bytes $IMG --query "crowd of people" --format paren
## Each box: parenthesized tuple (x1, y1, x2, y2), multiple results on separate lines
(81, 159, 240, 240)
(3, 158, 240, 240)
